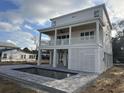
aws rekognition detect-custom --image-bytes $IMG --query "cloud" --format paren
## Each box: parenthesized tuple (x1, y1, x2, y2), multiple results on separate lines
(0, 21, 20, 32)
(6, 31, 36, 49)
(6, 40, 16, 45)
(2, 0, 124, 48)
(24, 24, 33, 30)
(0, 22, 13, 31)
(108, 0, 124, 19)
(11, 0, 94, 24)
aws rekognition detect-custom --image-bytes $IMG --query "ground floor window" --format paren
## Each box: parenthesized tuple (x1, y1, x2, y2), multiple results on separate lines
(21, 55, 26, 59)
(29, 55, 35, 59)
(3, 53, 7, 59)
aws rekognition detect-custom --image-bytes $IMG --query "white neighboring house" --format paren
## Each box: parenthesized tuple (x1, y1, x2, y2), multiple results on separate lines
(0, 42, 17, 61)
(37, 4, 113, 73)
(1, 49, 36, 62)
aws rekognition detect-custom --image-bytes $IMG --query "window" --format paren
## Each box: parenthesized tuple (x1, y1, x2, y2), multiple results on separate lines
(67, 35, 69, 38)
(21, 55, 23, 59)
(90, 31, 94, 39)
(57, 35, 69, 39)
(3, 54, 7, 59)
(24, 55, 26, 59)
(57, 36, 61, 39)
(33, 55, 35, 59)
(85, 32, 89, 36)
(90, 31, 94, 35)
(21, 55, 26, 59)
(80, 31, 95, 40)
(94, 10, 99, 17)
(29, 55, 32, 59)
(62, 35, 66, 39)
(29, 55, 35, 59)
(52, 21, 56, 26)
(80, 32, 84, 36)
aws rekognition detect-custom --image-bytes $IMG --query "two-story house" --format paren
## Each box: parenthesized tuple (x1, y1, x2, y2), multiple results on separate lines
(37, 4, 113, 73)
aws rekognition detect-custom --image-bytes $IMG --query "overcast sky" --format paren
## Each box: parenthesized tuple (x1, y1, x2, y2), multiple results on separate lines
(0, 0, 123, 49)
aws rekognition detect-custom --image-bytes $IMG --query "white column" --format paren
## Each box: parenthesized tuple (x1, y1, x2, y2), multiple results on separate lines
(53, 49, 56, 67)
(68, 49, 71, 69)
(37, 32, 42, 65)
(54, 29, 57, 45)
(69, 26, 72, 45)
(96, 21, 99, 44)
(96, 21, 101, 73)
(49, 51, 52, 65)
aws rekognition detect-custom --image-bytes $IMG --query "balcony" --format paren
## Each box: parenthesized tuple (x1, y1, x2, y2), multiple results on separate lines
(41, 36, 95, 47)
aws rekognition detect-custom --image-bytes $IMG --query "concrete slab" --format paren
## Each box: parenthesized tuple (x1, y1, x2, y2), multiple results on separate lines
(0, 65, 98, 93)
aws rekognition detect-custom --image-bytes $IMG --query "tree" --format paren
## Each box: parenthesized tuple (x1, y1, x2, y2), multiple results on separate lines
(23, 47, 31, 53)
(112, 20, 124, 63)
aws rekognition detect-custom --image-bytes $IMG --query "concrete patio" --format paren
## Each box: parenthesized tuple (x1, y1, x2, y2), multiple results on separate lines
(0, 65, 98, 93)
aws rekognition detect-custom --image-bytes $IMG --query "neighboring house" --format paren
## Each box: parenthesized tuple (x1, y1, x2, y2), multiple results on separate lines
(0, 42, 17, 61)
(37, 4, 113, 73)
(1, 49, 36, 62)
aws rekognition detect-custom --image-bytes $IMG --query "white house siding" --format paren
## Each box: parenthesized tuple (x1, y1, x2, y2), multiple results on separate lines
(68, 46, 112, 73)
(1, 50, 36, 62)
(103, 10, 113, 70)
(39, 4, 113, 74)
(97, 46, 113, 73)
(51, 7, 103, 27)
(68, 47, 98, 73)
(71, 28, 96, 44)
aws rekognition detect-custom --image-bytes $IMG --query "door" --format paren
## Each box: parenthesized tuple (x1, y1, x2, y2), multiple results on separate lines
(57, 49, 68, 68)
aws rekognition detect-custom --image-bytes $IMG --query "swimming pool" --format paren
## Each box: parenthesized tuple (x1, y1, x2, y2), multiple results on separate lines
(14, 67, 77, 79)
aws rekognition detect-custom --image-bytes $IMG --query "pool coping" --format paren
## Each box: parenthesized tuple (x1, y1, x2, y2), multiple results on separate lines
(0, 65, 98, 93)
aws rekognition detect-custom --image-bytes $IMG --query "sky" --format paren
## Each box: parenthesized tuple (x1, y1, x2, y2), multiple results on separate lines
(0, 0, 124, 49)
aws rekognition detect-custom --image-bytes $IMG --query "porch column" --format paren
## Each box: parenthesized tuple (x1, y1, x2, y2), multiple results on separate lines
(49, 50, 52, 65)
(54, 29, 57, 45)
(53, 49, 56, 67)
(37, 32, 42, 65)
(96, 20, 101, 72)
(69, 26, 72, 45)
(96, 21, 99, 44)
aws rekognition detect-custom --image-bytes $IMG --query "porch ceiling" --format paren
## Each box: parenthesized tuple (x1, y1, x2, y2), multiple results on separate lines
(72, 23, 96, 32)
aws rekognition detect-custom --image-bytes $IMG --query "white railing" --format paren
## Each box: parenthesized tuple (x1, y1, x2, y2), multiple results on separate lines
(41, 36, 95, 46)
(71, 36, 95, 44)
(56, 39, 69, 45)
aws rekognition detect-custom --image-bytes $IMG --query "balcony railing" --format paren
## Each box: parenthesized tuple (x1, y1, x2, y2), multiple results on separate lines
(41, 36, 95, 46)
(56, 39, 69, 45)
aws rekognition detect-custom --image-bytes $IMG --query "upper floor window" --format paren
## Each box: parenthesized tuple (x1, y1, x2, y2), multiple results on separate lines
(85, 32, 89, 36)
(94, 10, 99, 17)
(52, 21, 56, 26)
(80, 31, 95, 40)
(90, 31, 94, 36)
(57, 34, 69, 39)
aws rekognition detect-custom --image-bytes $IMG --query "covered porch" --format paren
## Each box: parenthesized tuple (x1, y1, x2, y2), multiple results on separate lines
(37, 19, 104, 66)
(38, 20, 103, 47)
(39, 49, 68, 68)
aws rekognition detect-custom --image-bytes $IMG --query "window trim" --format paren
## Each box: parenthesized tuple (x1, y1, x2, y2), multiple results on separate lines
(80, 31, 95, 40)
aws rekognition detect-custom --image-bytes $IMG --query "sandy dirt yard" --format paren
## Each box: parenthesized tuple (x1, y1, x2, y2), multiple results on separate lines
(81, 65, 124, 93)
(0, 77, 37, 93)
